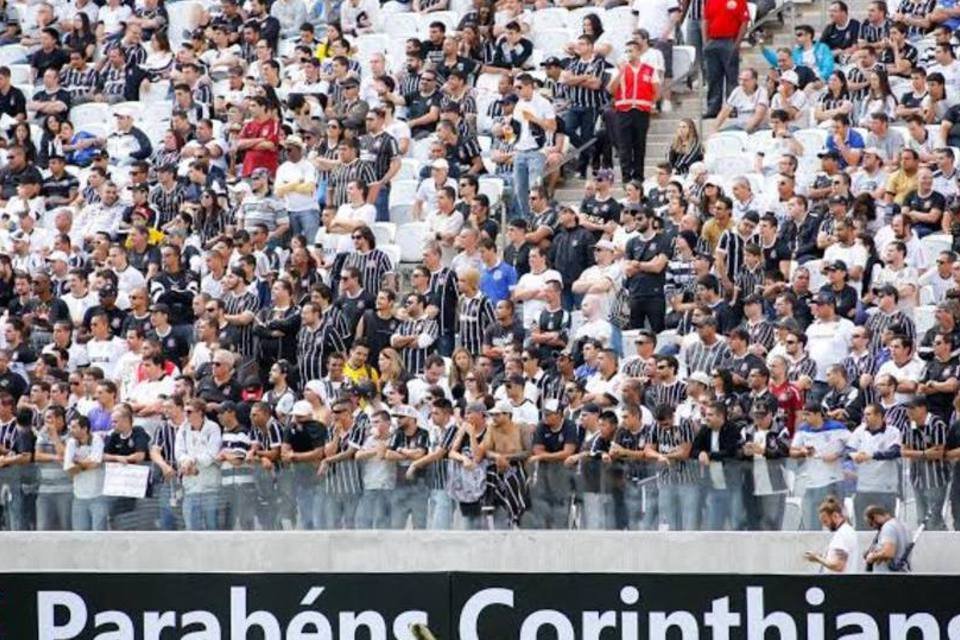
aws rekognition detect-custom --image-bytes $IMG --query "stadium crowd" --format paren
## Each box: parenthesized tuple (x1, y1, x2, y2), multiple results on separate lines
(0, 0, 957, 533)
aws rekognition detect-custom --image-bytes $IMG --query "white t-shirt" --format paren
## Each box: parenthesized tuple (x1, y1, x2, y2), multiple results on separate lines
(726, 86, 769, 129)
(847, 425, 901, 493)
(823, 242, 869, 273)
(791, 424, 849, 488)
(805, 318, 854, 381)
(85, 336, 128, 380)
(415, 177, 457, 215)
(633, 0, 679, 40)
(826, 521, 861, 573)
(514, 93, 555, 152)
(62, 292, 97, 326)
(876, 357, 925, 404)
(275, 158, 318, 213)
(514, 269, 562, 329)
(330, 202, 376, 253)
(386, 120, 411, 155)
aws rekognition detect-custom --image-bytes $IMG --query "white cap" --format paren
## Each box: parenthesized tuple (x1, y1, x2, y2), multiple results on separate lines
(113, 105, 136, 118)
(291, 400, 313, 418)
(594, 239, 616, 251)
(303, 379, 325, 397)
(543, 398, 563, 414)
(490, 400, 513, 415)
(391, 404, 419, 420)
(46, 250, 69, 263)
(780, 70, 799, 86)
(688, 371, 712, 386)
(431, 158, 449, 170)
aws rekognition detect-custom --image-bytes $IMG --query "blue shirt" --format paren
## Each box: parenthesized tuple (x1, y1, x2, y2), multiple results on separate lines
(480, 261, 517, 305)
(825, 128, 865, 169)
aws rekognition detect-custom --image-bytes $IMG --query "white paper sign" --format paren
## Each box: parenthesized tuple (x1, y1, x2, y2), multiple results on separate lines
(102, 463, 150, 498)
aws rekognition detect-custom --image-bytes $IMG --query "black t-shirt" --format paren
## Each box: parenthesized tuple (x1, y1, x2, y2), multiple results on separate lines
(625, 232, 671, 296)
(359, 310, 399, 364)
(534, 418, 578, 453)
(30, 47, 70, 76)
(729, 353, 765, 390)
(920, 357, 959, 419)
(0, 164, 43, 200)
(82, 304, 128, 337)
(31, 87, 71, 113)
(151, 327, 191, 366)
(0, 371, 27, 402)
(903, 189, 946, 234)
(404, 91, 442, 137)
(128, 245, 162, 274)
(283, 419, 327, 453)
(579, 196, 622, 238)
(944, 104, 960, 147)
(0, 86, 26, 122)
(196, 374, 243, 407)
(503, 242, 530, 277)
(761, 237, 791, 273)
(104, 426, 150, 457)
(819, 283, 859, 320)
(820, 19, 861, 51)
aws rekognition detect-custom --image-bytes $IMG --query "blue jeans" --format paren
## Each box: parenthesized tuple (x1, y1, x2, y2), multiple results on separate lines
(913, 485, 947, 531)
(390, 485, 428, 529)
(704, 486, 733, 530)
(428, 488, 455, 530)
(582, 492, 615, 530)
(374, 183, 391, 222)
(562, 106, 598, 175)
(183, 491, 219, 531)
(36, 492, 72, 531)
(623, 481, 658, 530)
(802, 482, 842, 530)
(561, 289, 583, 312)
(756, 493, 786, 531)
(289, 209, 320, 244)
(220, 483, 257, 530)
(324, 492, 359, 529)
(658, 482, 701, 531)
(153, 480, 179, 531)
(513, 149, 546, 219)
(355, 489, 392, 529)
(71, 497, 108, 531)
(291, 464, 320, 529)
(437, 334, 455, 358)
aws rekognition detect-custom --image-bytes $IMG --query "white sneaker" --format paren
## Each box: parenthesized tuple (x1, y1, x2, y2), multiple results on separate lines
(661, 100, 673, 113)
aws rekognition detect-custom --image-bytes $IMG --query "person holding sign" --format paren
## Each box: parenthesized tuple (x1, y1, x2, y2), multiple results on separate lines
(102, 404, 151, 523)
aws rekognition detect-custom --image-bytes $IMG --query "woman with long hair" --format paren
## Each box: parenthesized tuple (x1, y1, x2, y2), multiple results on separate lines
(377, 348, 410, 395)
(142, 30, 174, 78)
(668, 118, 704, 175)
(254, 279, 302, 378)
(197, 189, 227, 244)
(814, 70, 853, 127)
(314, 118, 344, 209)
(64, 13, 96, 60)
(565, 14, 612, 58)
(857, 68, 897, 126)
(448, 347, 474, 394)
(285, 245, 321, 302)
(37, 115, 62, 168)
(13, 121, 38, 164)
(150, 129, 184, 170)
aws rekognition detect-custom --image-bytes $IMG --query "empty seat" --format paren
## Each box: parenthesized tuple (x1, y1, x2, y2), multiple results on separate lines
(396, 158, 421, 181)
(0, 45, 28, 66)
(704, 130, 748, 158)
(397, 221, 429, 262)
(166, 1, 204, 48)
(478, 176, 504, 205)
(417, 10, 460, 35)
(921, 233, 952, 261)
(531, 7, 569, 30)
(532, 28, 573, 57)
(383, 12, 419, 38)
(914, 305, 936, 337)
(371, 221, 397, 245)
(70, 103, 111, 129)
(380, 243, 401, 267)
(793, 128, 828, 158)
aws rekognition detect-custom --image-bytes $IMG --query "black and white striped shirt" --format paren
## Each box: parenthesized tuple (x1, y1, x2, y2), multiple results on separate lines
(428, 421, 458, 491)
(328, 159, 376, 208)
(253, 418, 284, 450)
(361, 131, 399, 182)
(717, 229, 753, 283)
(866, 310, 915, 355)
(649, 419, 698, 485)
(395, 315, 438, 375)
(843, 350, 878, 406)
(297, 310, 350, 384)
(744, 318, 776, 353)
(220, 428, 255, 485)
(59, 66, 96, 100)
(323, 421, 365, 495)
(427, 267, 459, 337)
(152, 418, 177, 470)
(684, 340, 733, 375)
(565, 55, 609, 110)
(457, 293, 496, 357)
(654, 379, 687, 409)
(336, 249, 393, 298)
(895, 0, 935, 39)
(788, 353, 818, 383)
(98, 65, 126, 97)
(398, 70, 420, 99)
(149, 182, 186, 226)
(734, 264, 764, 301)
(859, 19, 891, 45)
(223, 290, 260, 358)
(904, 414, 948, 489)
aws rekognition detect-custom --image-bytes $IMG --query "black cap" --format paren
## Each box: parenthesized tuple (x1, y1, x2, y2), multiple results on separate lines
(581, 402, 601, 414)
(540, 56, 564, 68)
(150, 302, 171, 315)
(817, 149, 841, 160)
(824, 259, 848, 272)
(507, 373, 525, 387)
(339, 76, 360, 88)
(220, 401, 239, 414)
(802, 400, 824, 414)
(875, 283, 898, 298)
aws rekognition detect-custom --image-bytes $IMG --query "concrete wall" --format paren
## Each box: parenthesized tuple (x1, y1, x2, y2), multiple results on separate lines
(0, 531, 957, 574)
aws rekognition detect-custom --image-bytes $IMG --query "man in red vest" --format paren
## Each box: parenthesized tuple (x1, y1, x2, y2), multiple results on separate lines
(608, 37, 660, 183)
(702, 0, 750, 118)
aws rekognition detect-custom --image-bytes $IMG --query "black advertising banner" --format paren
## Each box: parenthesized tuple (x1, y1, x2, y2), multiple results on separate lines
(1, 572, 959, 639)
(0, 573, 450, 640)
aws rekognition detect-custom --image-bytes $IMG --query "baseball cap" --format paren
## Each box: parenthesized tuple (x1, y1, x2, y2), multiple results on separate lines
(688, 371, 712, 386)
(250, 167, 271, 180)
(595, 168, 615, 182)
(780, 70, 799, 86)
(489, 400, 513, 415)
(284, 135, 305, 148)
(543, 398, 563, 414)
(540, 56, 564, 68)
(431, 158, 449, 170)
(45, 250, 69, 263)
(339, 76, 359, 88)
(464, 401, 487, 415)
(391, 404, 419, 420)
(595, 239, 616, 251)
(824, 259, 848, 272)
(303, 380, 325, 397)
(113, 105, 136, 118)
(817, 149, 841, 160)
(863, 147, 884, 161)
(291, 400, 313, 418)
(149, 302, 171, 315)
(220, 401, 239, 414)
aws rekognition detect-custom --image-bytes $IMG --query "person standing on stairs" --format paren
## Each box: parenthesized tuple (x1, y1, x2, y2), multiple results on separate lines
(702, 0, 751, 119)
(609, 38, 660, 184)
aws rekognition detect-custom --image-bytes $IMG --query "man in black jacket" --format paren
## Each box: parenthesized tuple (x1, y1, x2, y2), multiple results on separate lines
(693, 401, 744, 531)
(551, 205, 595, 310)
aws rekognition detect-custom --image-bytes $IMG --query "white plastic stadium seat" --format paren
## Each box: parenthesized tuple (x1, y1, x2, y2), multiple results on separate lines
(380, 243, 401, 267)
(804, 259, 827, 292)
(792, 128, 828, 159)
(921, 233, 953, 261)
(0, 45, 28, 66)
(166, 1, 204, 48)
(356, 34, 389, 58)
(707, 154, 753, 178)
(8, 64, 31, 85)
(417, 11, 459, 35)
(70, 103, 111, 129)
(568, 6, 605, 28)
(475, 73, 502, 94)
(396, 158, 421, 181)
(389, 179, 419, 223)
(704, 130, 748, 158)
(372, 221, 397, 245)
(383, 12, 419, 38)
(605, 5, 635, 26)
(397, 222, 429, 262)
(533, 29, 573, 58)
(411, 137, 433, 163)
(914, 305, 936, 337)
(532, 7, 569, 30)
(478, 176, 504, 205)
(672, 46, 695, 81)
